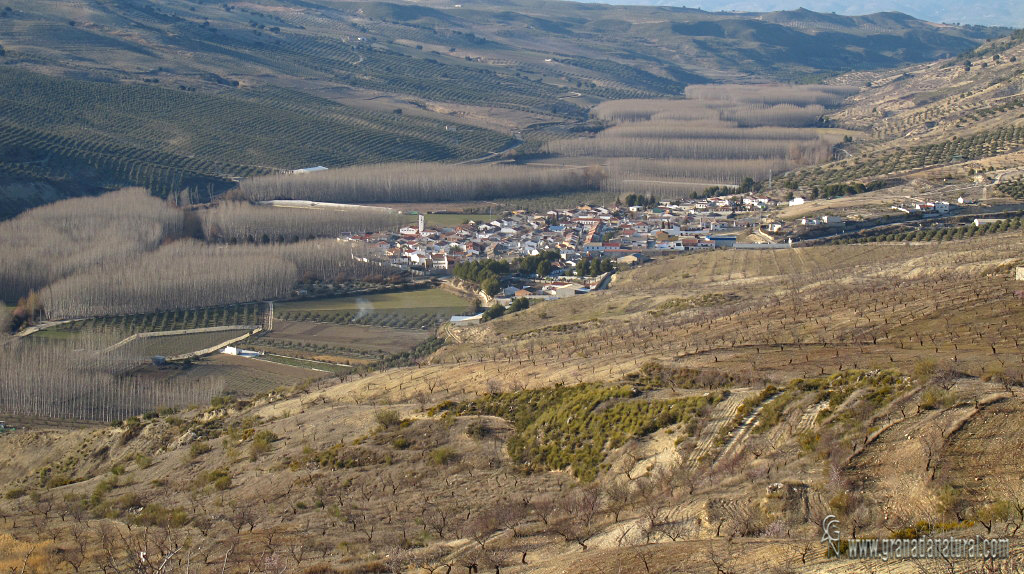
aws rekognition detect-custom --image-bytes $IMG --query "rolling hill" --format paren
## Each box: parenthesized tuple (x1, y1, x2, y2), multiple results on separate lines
(0, 0, 1008, 218)
(1, 231, 1022, 572)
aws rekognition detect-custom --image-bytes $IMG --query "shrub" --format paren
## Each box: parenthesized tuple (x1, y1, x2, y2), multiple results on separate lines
(375, 409, 402, 429)
(213, 475, 232, 491)
(919, 386, 953, 410)
(250, 429, 279, 459)
(195, 468, 232, 490)
(429, 447, 459, 466)
(436, 382, 718, 481)
(189, 441, 213, 459)
(466, 420, 491, 439)
(134, 503, 190, 527)
(4, 488, 26, 500)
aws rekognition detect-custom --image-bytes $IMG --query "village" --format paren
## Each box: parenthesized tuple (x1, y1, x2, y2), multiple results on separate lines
(330, 193, 790, 314)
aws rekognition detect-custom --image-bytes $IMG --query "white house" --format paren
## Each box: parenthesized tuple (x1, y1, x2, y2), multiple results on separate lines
(789, 197, 806, 206)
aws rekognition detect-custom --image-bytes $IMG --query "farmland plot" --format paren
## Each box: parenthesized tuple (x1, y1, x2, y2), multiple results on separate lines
(263, 288, 472, 361)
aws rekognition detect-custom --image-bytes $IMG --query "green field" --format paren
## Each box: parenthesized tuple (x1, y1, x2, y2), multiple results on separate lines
(276, 288, 472, 319)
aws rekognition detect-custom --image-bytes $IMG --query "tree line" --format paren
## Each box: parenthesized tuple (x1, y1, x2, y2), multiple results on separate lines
(199, 201, 400, 243)
(621, 194, 659, 207)
(606, 158, 791, 185)
(0, 303, 10, 337)
(602, 121, 823, 140)
(514, 250, 561, 277)
(720, 103, 827, 128)
(0, 188, 182, 305)
(0, 337, 224, 421)
(592, 99, 720, 123)
(232, 163, 605, 203)
(0, 189, 390, 322)
(40, 239, 380, 319)
(684, 84, 856, 108)
(546, 136, 834, 162)
(453, 251, 565, 296)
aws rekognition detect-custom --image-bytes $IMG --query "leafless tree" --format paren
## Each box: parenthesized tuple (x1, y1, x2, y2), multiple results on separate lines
(235, 163, 603, 203)
(0, 188, 181, 304)
(200, 201, 399, 243)
(551, 485, 603, 550)
(0, 336, 224, 421)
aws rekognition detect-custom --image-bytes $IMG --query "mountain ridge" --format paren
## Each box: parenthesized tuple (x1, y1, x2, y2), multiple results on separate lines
(581, 0, 1024, 28)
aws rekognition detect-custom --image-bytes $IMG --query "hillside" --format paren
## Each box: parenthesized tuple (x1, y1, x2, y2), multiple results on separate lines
(600, 1, 1024, 28)
(0, 0, 1007, 218)
(780, 32, 1024, 189)
(3, 2, 1024, 571)
(1, 232, 1022, 572)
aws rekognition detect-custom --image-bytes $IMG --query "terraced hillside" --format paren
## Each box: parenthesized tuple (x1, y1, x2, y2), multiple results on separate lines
(0, 0, 1004, 216)
(780, 31, 1024, 192)
(1, 233, 1023, 573)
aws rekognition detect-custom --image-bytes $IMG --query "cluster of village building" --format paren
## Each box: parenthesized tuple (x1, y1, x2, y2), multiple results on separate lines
(344, 195, 784, 279)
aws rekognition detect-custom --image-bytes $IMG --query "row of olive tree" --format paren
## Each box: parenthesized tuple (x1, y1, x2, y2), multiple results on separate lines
(199, 201, 400, 243)
(0, 188, 182, 303)
(232, 163, 605, 203)
(0, 338, 224, 421)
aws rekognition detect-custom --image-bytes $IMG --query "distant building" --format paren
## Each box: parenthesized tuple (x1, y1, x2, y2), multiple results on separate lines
(707, 236, 737, 248)
(450, 313, 484, 325)
(291, 166, 328, 174)
(616, 253, 651, 266)
(548, 283, 583, 299)
(789, 197, 805, 206)
(974, 218, 1006, 227)
(222, 346, 263, 358)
